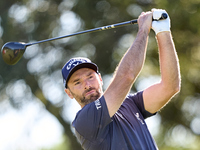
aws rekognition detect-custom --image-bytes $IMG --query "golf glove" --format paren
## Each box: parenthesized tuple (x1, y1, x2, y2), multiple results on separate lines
(152, 9, 171, 35)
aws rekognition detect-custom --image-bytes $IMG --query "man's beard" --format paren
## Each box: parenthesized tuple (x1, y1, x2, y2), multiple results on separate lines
(81, 87, 101, 105)
(69, 86, 102, 106)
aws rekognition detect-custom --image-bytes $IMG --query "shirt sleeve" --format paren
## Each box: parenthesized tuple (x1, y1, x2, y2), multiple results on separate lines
(128, 91, 156, 119)
(72, 96, 112, 141)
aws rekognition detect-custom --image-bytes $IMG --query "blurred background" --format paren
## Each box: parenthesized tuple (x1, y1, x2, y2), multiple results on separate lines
(0, 0, 200, 149)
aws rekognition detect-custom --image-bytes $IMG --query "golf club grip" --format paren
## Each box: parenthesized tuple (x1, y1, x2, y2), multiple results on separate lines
(99, 20, 137, 30)
(153, 13, 168, 21)
(98, 12, 168, 30)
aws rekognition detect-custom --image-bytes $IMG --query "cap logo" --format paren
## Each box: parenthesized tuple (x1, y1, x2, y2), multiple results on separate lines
(66, 58, 88, 70)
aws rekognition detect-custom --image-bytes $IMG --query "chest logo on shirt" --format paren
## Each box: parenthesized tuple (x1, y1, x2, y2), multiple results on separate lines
(135, 113, 144, 125)
(95, 99, 101, 110)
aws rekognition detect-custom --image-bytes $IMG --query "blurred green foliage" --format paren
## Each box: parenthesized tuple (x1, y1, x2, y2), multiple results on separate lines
(0, 0, 200, 149)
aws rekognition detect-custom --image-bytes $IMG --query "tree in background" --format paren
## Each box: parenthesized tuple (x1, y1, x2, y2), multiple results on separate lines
(0, 0, 200, 149)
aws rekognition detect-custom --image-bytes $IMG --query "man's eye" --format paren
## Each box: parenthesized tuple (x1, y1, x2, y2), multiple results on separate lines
(75, 82, 80, 85)
(89, 76, 93, 79)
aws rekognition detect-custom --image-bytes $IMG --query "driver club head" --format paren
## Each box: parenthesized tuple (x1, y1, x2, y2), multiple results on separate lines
(1, 42, 27, 65)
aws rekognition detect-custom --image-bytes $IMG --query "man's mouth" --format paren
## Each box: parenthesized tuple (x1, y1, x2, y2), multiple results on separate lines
(85, 89, 95, 97)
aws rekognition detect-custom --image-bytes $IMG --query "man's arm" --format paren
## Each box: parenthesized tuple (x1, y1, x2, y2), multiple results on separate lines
(143, 10, 181, 114)
(103, 12, 152, 117)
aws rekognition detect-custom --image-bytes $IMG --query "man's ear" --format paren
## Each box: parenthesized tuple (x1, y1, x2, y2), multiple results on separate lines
(65, 88, 74, 99)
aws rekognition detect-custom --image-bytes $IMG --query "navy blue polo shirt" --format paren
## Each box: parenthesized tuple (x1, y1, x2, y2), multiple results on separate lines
(72, 91, 158, 150)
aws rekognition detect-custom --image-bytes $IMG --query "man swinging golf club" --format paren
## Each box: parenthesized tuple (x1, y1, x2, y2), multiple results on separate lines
(62, 8, 181, 150)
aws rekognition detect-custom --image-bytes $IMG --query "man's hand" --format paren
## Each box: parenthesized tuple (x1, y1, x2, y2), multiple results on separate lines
(151, 9, 171, 35)
(137, 11, 152, 35)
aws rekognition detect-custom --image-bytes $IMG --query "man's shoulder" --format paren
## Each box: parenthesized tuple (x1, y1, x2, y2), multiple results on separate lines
(126, 91, 143, 100)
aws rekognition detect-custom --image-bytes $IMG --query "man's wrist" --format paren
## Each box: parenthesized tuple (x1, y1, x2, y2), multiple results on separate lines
(138, 28, 150, 37)
(156, 30, 171, 36)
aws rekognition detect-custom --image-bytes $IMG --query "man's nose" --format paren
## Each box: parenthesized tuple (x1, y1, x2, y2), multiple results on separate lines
(84, 80, 91, 90)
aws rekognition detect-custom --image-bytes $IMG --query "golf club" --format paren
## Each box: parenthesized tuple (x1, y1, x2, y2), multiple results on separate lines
(1, 13, 167, 65)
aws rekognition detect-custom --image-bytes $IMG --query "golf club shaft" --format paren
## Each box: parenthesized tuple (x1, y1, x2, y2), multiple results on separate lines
(25, 13, 167, 47)
(25, 20, 138, 47)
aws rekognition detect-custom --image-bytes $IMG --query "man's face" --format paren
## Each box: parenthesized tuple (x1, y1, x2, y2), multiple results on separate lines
(65, 68, 103, 107)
